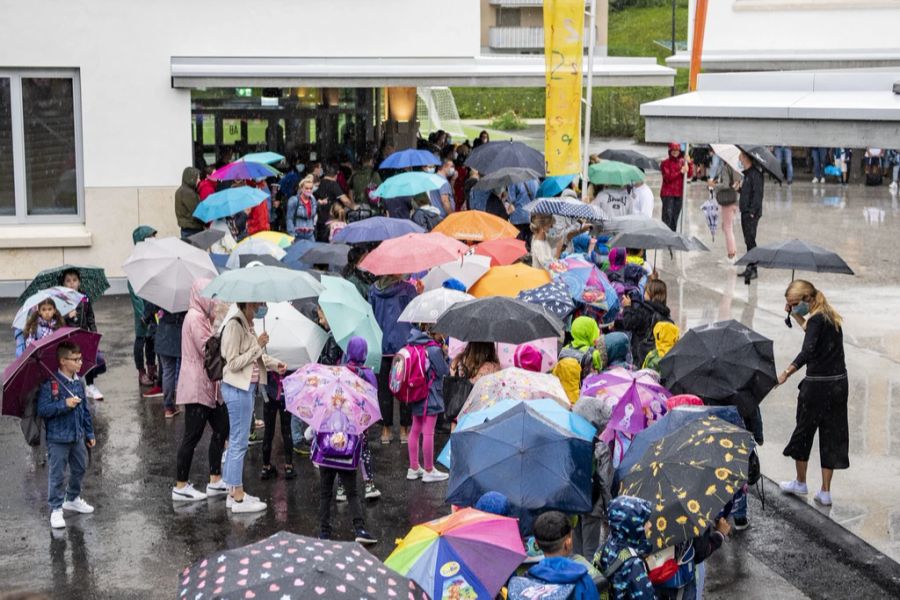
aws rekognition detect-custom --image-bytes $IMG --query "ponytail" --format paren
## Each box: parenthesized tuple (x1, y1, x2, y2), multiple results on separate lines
(785, 280, 843, 330)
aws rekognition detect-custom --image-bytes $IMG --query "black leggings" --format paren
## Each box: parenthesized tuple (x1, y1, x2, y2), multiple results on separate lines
(262, 398, 293, 466)
(175, 403, 229, 482)
(134, 335, 155, 371)
(318, 467, 364, 536)
(661, 196, 683, 231)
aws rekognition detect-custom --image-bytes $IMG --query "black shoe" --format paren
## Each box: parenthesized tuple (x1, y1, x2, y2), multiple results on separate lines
(318, 531, 331, 540)
(284, 466, 296, 480)
(744, 269, 758, 285)
(293, 443, 311, 456)
(260, 465, 277, 480)
(736, 268, 749, 278)
(733, 516, 750, 531)
(354, 528, 378, 545)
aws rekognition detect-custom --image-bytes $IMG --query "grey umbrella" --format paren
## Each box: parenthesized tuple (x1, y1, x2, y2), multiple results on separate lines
(737, 145, 785, 182)
(299, 243, 351, 267)
(598, 149, 660, 171)
(609, 227, 709, 252)
(465, 140, 546, 176)
(473, 167, 542, 190)
(434, 296, 564, 344)
(238, 254, 290, 269)
(186, 229, 225, 250)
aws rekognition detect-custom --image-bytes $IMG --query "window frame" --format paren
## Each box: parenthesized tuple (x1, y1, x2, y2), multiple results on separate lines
(0, 69, 84, 225)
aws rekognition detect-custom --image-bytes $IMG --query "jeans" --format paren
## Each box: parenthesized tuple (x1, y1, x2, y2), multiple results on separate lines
(709, 155, 722, 182)
(47, 440, 88, 510)
(892, 165, 899, 184)
(133, 335, 155, 372)
(661, 196, 683, 231)
(773, 147, 793, 183)
(810, 148, 827, 179)
(318, 467, 365, 536)
(175, 403, 229, 482)
(409, 414, 438, 471)
(262, 398, 293, 466)
(222, 382, 256, 487)
(159, 354, 180, 410)
(290, 415, 306, 446)
(733, 485, 748, 520)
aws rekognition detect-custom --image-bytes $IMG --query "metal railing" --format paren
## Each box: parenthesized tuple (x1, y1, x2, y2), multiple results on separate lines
(488, 26, 592, 50)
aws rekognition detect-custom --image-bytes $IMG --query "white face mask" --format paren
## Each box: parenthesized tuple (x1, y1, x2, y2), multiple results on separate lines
(447, 168, 456, 178)
(424, 167, 436, 174)
(295, 164, 305, 174)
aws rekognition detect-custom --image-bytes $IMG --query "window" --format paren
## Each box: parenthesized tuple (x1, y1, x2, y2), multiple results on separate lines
(498, 7, 522, 26)
(0, 70, 83, 223)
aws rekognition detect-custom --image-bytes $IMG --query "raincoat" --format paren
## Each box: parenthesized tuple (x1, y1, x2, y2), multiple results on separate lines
(616, 299, 671, 367)
(660, 145, 692, 198)
(176, 279, 219, 408)
(526, 557, 599, 600)
(368, 279, 417, 355)
(129, 226, 157, 336)
(597, 496, 656, 600)
(554, 316, 605, 403)
(642, 322, 680, 372)
(175, 166, 203, 230)
(604, 332, 632, 370)
(344, 336, 377, 387)
(405, 328, 449, 417)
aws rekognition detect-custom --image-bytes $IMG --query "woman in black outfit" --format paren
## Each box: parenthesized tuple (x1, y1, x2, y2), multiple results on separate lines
(777, 280, 848, 507)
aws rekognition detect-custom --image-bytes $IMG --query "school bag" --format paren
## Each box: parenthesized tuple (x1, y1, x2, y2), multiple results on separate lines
(389, 341, 439, 403)
(556, 341, 605, 385)
(507, 548, 640, 600)
(311, 412, 362, 470)
(203, 316, 238, 381)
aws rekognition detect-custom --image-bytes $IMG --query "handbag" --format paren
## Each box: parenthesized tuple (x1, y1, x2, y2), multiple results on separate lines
(312, 431, 362, 470)
(442, 365, 473, 421)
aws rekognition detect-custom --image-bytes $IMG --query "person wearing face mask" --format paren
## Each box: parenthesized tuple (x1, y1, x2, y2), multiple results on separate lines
(777, 280, 848, 507)
(426, 160, 455, 216)
(287, 175, 318, 241)
(220, 301, 287, 513)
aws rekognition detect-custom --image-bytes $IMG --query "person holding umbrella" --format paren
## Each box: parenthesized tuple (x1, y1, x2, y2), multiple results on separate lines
(777, 280, 848, 507)
(737, 151, 765, 283)
(659, 143, 692, 231)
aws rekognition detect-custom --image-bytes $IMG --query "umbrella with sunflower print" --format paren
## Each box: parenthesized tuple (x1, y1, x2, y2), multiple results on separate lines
(617, 415, 754, 551)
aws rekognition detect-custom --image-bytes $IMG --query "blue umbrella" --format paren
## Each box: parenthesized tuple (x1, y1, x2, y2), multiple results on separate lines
(374, 172, 446, 199)
(281, 239, 317, 270)
(531, 198, 606, 223)
(537, 174, 577, 197)
(446, 402, 593, 535)
(379, 149, 440, 169)
(516, 279, 576, 319)
(332, 216, 424, 244)
(552, 255, 620, 323)
(240, 151, 285, 165)
(193, 187, 268, 222)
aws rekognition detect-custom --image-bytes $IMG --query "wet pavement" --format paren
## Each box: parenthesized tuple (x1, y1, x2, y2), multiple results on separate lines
(2, 179, 900, 599)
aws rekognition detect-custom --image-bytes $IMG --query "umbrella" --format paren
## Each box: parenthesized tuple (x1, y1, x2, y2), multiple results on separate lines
(537, 174, 577, 197)
(710, 144, 742, 173)
(177, 531, 428, 600)
(734, 238, 854, 278)
(737, 144, 784, 182)
(446, 402, 593, 534)
(531, 198, 606, 223)
(239, 254, 290, 269)
(122, 237, 218, 313)
(458, 367, 570, 417)
(240, 151, 284, 164)
(379, 148, 440, 169)
(386, 508, 526, 600)
(448, 337, 560, 375)
(332, 216, 424, 244)
(472, 167, 541, 191)
(603, 214, 669, 234)
(185, 229, 226, 251)
(435, 296, 564, 345)
(549, 255, 620, 321)
(226, 238, 287, 270)
(588, 160, 645, 186)
(464, 140, 545, 176)
(281, 239, 318, 270)
(398, 288, 474, 324)
(516, 279, 576, 319)
(359, 233, 468, 276)
(373, 172, 446, 198)
(18, 265, 109, 304)
(432, 210, 519, 242)
(468, 264, 551, 298)
(300, 243, 351, 268)
(473, 238, 527, 267)
(283, 364, 380, 434)
(243, 230, 295, 249)
(2, 328, 101, 417)
(202, 265, 322, 303)
(210, 160, 279, 181)
(318, 275, 383, 371)
(252, 302, 327, 370)
(194, 187, 269, 222)
(701, 194, 719, 241)
(618, 416, 754, 550)
(582, 368, 671, 430)
(598, 149, 660, 171)
(421, 254, 491, 292)
(13, 287, 85, 331)
(609, 227, 707, 252)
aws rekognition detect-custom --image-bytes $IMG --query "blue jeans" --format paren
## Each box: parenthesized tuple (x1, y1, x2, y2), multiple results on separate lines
(810, 148, 827, 179)
(774, 147, 793, 183)
(47, 440, 88, 510)
(291, 415, 306, 446)
(222, 382, 256, 487)
(733, 485, 749, 520)
(159, 354, 180, 410)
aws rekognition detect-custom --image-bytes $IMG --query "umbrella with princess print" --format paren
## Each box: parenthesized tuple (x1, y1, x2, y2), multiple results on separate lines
(582, 368, 672, 426)
(177, 531, 429, 600)
(283, 364, 381, 434)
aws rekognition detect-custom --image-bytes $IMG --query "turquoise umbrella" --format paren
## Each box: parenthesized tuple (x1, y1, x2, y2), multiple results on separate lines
(588, 160, 645, 186)
(240, 151, 285, 165)
(194, 187, 268, 222)
(201, 265, 322, 302)
(318, 275, 383, 372)
(373, 172, 446, 199)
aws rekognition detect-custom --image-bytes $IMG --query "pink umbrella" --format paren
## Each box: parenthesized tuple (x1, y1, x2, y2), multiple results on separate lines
(359, 232, 468, 276)
(582, 367, 671, 422)
(448, 337, 558, 373)
(282, 364, 381, 435)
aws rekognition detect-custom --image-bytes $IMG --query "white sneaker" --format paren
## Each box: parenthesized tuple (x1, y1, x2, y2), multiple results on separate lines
(50, 509, 65, 529)
(226, 493, 260, 509)
(62, 496, 94, 514)
(406, 467, 424, 481)
(811, 177, 819, 184)
(779, 480, 808, 496)
(230, 495, 267, 513)
(814, 490, 832, 506)
(86, 384, 103, 400)
(172, 483, 207, 502)
(422, 469, 449, 483)
(206, 481, 229, 497)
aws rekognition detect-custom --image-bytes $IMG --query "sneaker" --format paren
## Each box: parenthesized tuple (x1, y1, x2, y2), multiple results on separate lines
(422, 469, 449, 483)
(86, 384, 103, 401)
(354, 528, 378, 545)
(62, 496, 94, 514)
(230, 495, 267, 513)
(365, 482, 382, 499)
(811, 177, 819, 183)
(172, 483, 207, 502)
(890, 181, 898, 191)
(779, 480, 809, 496)
(814, 490, 833, 506)
(247, 431, 262, 445)
(260, 465, 277, 480)
(336, 484, 347, 503)
(138, 371, 154, 387)
(733, 516, 750, 531)
(226, 493, 260, 509)
(406, 467, 424, 481)
(164, 407, 182, 418)
(399, 431, 409, 445)
(284, 466, 296, 480)
(50, 509, 65, 529)
(142, 386, 163, 399)
(206, 481, 228, 497)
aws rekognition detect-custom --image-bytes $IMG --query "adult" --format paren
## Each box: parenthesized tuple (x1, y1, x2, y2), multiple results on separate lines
(659, 143, 691, 231)
(175, 166, 204, 238)
(630, 180, 654, 218)
(348, 153, 382, 218)
(709, 161, 741, 260)
(171, 279, 229, 502)
(220, 301, 286, 513)
(773, 146, 794, 185)
(314, 163, 352, 242)
(777, 280, 848, 507)
(286, 175, 317, 241)
(450, 342, 501, 383)
(592, 185, 633, 218)
(809, 147, 828, 184)
(473, 130, 490, 148)
(736, 150, 764, 284)
(426, 160, 455, 216)
(617, 279, 672, 368)
(507, 177, 540, 242)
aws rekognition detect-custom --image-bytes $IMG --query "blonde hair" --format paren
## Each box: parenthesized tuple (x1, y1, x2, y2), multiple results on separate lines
(299, 175, 316, 192)
(330, 202, 346, 221)
(785, 280, 842, 329)
(530, 213, 554, 234)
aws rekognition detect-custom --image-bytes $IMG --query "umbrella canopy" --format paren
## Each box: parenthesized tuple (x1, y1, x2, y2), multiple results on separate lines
(194, 186, 269, 222)
(448, 337, 560, 375)
(239, 151, 285, 164)
(122, 237, 218, 312)
(281, 239, 317, 270)
(468, 264, 551, 298)
(737, 144, 784, 182)
(386, 508, 526, 600)
(253, 302, 327, 370)
(13, 287, 85, 331)
(359, 233, 468, 276)
(473, 238, 527, 267)
(588, 160, 645, 186)
(464, 140, 545, 176)
(318, 275, 383, 371)
(537, 174, 577, 197)
(226, 238, 287, 270)
(710, 144, 742, 173)
(2, 328, 101, 417)
(374, 172, 446, 199)
(185, 229, 226, 251)
(734, 238, 854, 275)
(177, 531, 428, 600)
(421, 254, 491, 292)
(583, 368, 671, 428)
(202, 265, 322, 303)
(446, 402, 593, 534)
(701, 196, 719, 241)
(516, 279, 576, 319)
(379, 148, 440, 169)
(603, 214, 669, 234)
(618, 416, 754, 550)
(458, 367, 570, 417)
(531, 198, 606, 223)
(609, 227, 707, 252)
(473, 167, 541, 191)
(549, 255, 620, 321)
(18, 265, 109, 304)
(432, 210, 519, 242)
(398, 288, 474, 324)
(434, 297, 564, 345)
(244, 230, 295, 249)
(332, 216, 424, 244)
(300, 243, 351, 268)
(210, 160, 279, 181)
(239, 254, 290, 269)
(598, 149, 660, 171)
(283, 364, 380, 434)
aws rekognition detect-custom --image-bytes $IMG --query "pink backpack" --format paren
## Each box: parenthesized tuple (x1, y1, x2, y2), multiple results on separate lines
(389, 342, 439, 403)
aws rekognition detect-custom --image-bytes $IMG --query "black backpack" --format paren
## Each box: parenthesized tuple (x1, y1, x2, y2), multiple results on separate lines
(203, 316, 239, 381)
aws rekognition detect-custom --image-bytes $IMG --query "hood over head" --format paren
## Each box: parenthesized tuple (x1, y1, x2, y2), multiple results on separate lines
(607, 247, 626, 272)
(189, 277, 215, 316)
(573, 394, 613, 432)
(604, 332, 632, 367)
(653, 321, 680, 357)
(132, 225, 157, 245)
(668, 143, 682, 157)
(406, 327, 433, 345)
(607, 495, 653, 554)
(513, 343, 542, 372)
(570, 316, 600, 351)
(346, 336, 369, 365)
(181, 166, 200, 188)
(474, 491, 510, 517)
(572, 233, 591, 255)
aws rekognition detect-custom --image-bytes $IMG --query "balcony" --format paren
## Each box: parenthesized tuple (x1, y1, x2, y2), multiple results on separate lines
(488, 26, 592, 51)
(490, 0, 546, 6)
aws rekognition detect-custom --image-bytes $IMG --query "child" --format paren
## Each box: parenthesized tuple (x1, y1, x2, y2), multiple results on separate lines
(642, 322, 680, 373)
(572, 395, 614, 561)
(24, 299, 65, 347)
(130, 225, 161, 394)
(341, 336, 381, 500)
(405, 327, 450, 482)
(38, 341, 96, 529)
(529, 510, 602, 584)
(603, 332, 633, 371)
(553, 316, 606, 404)
(411, 194, 443, 231)
(327, 202, 348, 242)
(260, 371, 295, 480)
(594, 496, 656, 600)
(60, 268, 106, 400)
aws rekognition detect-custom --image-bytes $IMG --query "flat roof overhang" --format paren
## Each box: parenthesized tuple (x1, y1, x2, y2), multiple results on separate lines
(666, 50, 900, 72)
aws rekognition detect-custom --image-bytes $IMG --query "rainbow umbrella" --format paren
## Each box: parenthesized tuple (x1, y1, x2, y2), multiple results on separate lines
(282, 364, 380, 435)
(385, 508, 526, 600)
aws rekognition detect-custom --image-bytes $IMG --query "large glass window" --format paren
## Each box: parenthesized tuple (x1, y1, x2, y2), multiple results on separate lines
(0, 79, 14, 216)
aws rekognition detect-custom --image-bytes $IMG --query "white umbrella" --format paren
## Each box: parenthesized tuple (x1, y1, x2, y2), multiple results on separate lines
(225, 238, 286, 270)
(253, 302, 327, 370)
(398, 288, 474, 324)
(122, 237, 218, 313)
(421, 254, 491, 292)
(710, 144, 742, 174)
(13, 286, 84, 330)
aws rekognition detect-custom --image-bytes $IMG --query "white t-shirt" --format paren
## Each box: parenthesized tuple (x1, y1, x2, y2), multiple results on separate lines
(592, 188, 633, 218)
(631, 184, 655, 218)
(531, 238, 555, 271)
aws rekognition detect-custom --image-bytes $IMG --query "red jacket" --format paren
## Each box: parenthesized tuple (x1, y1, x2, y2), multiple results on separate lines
(198, 178, 217, 201)
(660, 156, 692, 198)
(246, 202, 270, 235)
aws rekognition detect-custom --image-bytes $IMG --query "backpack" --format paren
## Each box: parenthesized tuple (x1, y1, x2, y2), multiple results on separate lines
(389, 342, 439, 403)
(557, 344, 601, 384)
(311, 412, 362, 470)
(203, 316, 238, 381)
(507, 549, 639, 600)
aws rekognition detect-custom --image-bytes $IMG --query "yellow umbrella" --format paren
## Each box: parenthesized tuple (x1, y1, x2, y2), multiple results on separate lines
(433, 210, 520, 242)
(469, 264, 551, 298)
(238, 230, 294, 249)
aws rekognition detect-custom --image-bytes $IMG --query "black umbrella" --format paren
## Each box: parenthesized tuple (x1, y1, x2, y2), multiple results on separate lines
(239, 254, 291, 269)
(609, 227, 708, 252)
(465, 141, 545, 176)
(300, 243, 351, 267)
(473, 167, 541, 190)
(598, 149, 660, 171)
(177, 531, 429, 600)
(737, 145, 784, 182)
(186, 228, 226, 250)
(735, 238, 854, 278)
(434, 296, 564, 344)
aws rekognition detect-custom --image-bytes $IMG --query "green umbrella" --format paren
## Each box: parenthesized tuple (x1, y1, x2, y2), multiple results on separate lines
(202, 265, 322, 302)
(588, 160, 645, 186)
(18, 264, 110, 304)
(318, 275, 383, 372)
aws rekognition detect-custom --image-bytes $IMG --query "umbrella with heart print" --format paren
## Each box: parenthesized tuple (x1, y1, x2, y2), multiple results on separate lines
(177, 531, 429, 599)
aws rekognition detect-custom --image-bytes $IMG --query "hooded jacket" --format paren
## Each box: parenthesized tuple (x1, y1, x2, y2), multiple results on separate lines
(660, 145, 692, 198)
(175, 167, 203, 230)
(38, 371, 94, 444)
(405, 328, 449, 417)
(368, 279, 417, 355)
(617, 299, 671, 367)
(604, 332, 632, 370)
(176, 278, 219, 407)
(129, 226, 157, 335)
(598, 496, 655, 600)
(642, 321, 680, 372)
(344, 336, 377, 387)
(554, 316, 605, 403)
(574, 396, 614, 519)
(526, 557, 599, 600)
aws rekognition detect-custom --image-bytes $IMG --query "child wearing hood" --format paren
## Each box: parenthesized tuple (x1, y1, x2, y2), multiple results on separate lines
(642, 322, 680, 373)
(405, 327, 450, 483)
(603, 332, 633, 371)
(572, 396, 615, 560)
(342, 336, 381, 500)
(554, 316, 606, 404)
(594, 496, 656, 600)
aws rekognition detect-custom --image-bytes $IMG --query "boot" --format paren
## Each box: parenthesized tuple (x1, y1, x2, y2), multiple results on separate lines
(736, 267, 750, 278)
(743, 265, 758, 285)
(138, 369, 153, 387)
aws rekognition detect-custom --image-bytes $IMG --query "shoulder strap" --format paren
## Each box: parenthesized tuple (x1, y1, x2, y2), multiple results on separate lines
(603, 547, 640, 580)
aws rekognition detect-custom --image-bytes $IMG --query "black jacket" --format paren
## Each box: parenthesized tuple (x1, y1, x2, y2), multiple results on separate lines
(739, 166, 764, 217)
(616, 299, 672, 366)
(63, 298, 97, 332)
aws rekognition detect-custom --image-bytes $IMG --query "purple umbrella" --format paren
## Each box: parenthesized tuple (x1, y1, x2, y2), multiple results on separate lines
(2, 327, 101, 417)
(583, 367, 671, 443)
(332, 216, 425, 244)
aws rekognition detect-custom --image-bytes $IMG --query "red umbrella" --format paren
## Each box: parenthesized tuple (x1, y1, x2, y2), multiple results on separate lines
(2, 328, 101, 417)
(474, 238, 527, 266)
(359, 232, 468, 276)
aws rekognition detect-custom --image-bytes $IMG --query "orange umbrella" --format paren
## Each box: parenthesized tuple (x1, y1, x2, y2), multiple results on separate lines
(474, 238, 527, 266)
(469, 264, 551, 298)
(433, 210, 519, 242)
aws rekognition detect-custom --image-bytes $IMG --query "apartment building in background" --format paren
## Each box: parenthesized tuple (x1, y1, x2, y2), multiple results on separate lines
(480, 0, 609, 55)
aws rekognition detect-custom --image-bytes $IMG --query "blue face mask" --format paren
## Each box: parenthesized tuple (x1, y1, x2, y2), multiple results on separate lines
(791, 301, 810, 316)
(254, 305, 269, 319)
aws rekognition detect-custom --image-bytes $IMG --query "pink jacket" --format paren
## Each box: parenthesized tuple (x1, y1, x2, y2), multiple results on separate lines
(176, 278, 219, 407)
